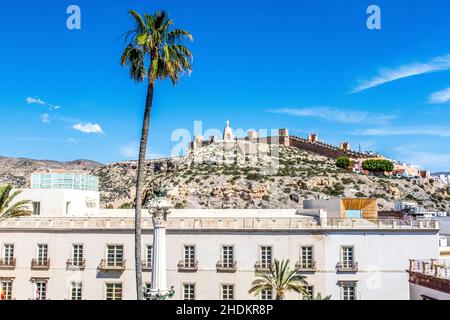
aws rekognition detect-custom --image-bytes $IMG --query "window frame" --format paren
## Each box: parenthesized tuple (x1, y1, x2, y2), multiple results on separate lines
(72, 244, 84, 266)
(0, 280, 13, 300)
(259, 246, 273, 268)
(36, 244, 48, 264)
(183, 283, 195, 300)
(221, 284, 235, 301)
(3, 244, 14, 264)
(340, 246, 355, 267)
(260, 289, 273, 301)
(105, 282, 123, 300)
(221, 245, 234, 268)
(183, 245, 196, 267)
(32, 202, 41, 216)
(106, 244, 124, 267)
(300, 246, 314, 269)
(70, 282, 83, 301)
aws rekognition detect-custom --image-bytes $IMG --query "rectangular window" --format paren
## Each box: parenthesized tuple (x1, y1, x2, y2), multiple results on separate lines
(146, 245, 153, 266)
(72, 245, 84, 266)
(3, 244, 14, 264)
(222, 246, 234, 268)
(37, 244, 48, 265)
(260, 246, 273, 268)
(341, 246, 354, 268)
(66, 202, 71, 215)
(183, 284, 195, 300)
(70, 282, 82, 300)
(0, 281, 13, 300)
(301, 246, 313, 269)
(105, 283, 123, 300)
(302, 286, 314, 300)
(32, 202, 41, 216)
(183, 246, 195, 267)
(260, 289, 272, 300)
(35, 282, 47, 300)
(107, 245, 124, 267)
(342, 284, 357, 300)
(221, 285, 234, 300)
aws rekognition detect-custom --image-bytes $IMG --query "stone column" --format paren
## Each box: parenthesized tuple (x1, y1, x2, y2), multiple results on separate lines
(148, 198, 173, 299)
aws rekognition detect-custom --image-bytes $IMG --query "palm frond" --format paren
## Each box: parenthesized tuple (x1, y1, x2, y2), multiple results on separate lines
(120, 9, 193, 85)
(249, 259, 310, 300)
(0, 185, 31, 219)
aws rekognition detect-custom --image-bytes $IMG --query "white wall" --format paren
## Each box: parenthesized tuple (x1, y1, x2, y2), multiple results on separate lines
(0, 229, 439, 300)
(14, 189, 100, 217)
(409, 283, 450, 300)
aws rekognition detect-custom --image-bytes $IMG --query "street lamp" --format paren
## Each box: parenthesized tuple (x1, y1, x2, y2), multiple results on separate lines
(145, 196, 175, 300)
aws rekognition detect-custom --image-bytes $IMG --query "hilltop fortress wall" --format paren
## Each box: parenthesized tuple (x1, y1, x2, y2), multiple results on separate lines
(191, 125, 375, 161)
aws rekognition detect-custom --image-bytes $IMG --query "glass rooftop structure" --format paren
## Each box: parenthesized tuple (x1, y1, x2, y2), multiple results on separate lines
(31, 173, 99, 191)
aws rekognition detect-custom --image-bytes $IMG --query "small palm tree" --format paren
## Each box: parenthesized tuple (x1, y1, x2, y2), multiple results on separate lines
(249, 259, 309, 300)
(310, 293, 332, 300)
(120, 9, 193, 300)
(0, 184, 31, 219)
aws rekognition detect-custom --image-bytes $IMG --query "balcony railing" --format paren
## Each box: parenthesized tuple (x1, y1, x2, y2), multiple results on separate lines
(296, 261, 317, 272)
(177, 260, 199, 272)
(0, 258, 16, 270)
(98, 259, 126, 272)
(336, 262, 358, 273)
(254, 261, 275, 273)
(142, 260, 152, 271)
(31, 259, 50, 270)
(409, 259, 450, 279)
(66, 259, 86, 270)
(0, 217, 439, 231)
(216, 261, 237, 273)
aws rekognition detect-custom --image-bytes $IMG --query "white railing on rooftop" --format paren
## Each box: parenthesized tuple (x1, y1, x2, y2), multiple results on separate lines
(409, 259, 450, 279)
(0, 217, 439, 231)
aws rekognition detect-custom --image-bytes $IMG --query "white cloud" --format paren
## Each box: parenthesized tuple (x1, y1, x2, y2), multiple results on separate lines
(41, 113, 50, 123)
(26, 97, 45, 105)
(352, 54, 450, 93)
(429, 87, 450, 104)
(354, 125, 450, 137)
(73, 122, 105, 134)
(269, 107, 395, 125)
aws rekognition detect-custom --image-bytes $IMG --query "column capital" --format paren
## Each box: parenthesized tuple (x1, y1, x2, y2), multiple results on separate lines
(148, 197, 173, 228)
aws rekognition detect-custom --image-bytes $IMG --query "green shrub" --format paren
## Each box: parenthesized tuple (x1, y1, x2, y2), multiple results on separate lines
(336, 157, 351, 170)
(119, 202, 133, 209)
(362, 159, 394, 173)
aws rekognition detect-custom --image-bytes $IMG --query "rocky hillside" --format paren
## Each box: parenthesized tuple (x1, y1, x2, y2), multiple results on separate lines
(0, 157, 101, 187)
(2, 143, 450, 212)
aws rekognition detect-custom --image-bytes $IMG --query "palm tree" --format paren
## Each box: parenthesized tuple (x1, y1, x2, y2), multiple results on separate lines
(249, 259, 309, 300)
(310, 293, 332, 300)
(0, 185, 31, 219)
(120, 9, 193, 300)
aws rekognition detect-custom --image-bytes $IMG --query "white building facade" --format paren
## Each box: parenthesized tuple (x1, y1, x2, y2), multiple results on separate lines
(0, 212, 440, 300)
(0, 178, 442, 301)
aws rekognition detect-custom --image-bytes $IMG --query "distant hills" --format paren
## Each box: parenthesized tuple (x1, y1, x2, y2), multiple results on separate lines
(2, 143, 449, 212)
(0, 156, 102, 187)
(432, 172, 450, 176)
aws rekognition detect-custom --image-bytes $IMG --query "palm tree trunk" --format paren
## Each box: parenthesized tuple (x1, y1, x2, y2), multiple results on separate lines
(134, 80, 155, 300)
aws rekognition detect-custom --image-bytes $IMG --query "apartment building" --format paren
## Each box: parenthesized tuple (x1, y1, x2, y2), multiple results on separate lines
(0, 175, 441, 300)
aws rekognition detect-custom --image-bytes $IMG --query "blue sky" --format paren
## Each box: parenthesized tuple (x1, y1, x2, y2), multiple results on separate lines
(1, 0, 450, 171)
